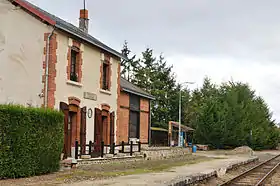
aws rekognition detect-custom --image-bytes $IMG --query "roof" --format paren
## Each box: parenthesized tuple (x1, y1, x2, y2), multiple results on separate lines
(169, 121, 194, 132)
(151, 127, 168, 132)
(11, 0, 126, 60)
(120, 77, 155, 100)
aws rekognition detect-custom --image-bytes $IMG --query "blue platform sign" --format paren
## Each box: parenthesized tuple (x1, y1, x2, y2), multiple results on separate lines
(180, 132, 184, 147)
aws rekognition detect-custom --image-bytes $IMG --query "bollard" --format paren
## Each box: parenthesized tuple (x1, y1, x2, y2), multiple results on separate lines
(121, 141, 125, 153)
(130, 141, 133, 156)
(138, 141, 141, 152)
(75, 140, 79, 159)
(89, 141, 92, 156)
(101, 141, 104, 158)
(112, 143, 115, 155)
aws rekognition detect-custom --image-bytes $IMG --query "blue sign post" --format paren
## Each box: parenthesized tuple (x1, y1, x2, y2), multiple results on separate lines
(180, 132, 184, 147)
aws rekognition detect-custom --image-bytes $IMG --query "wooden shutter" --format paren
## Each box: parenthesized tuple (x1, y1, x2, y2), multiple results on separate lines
(80, 106, 87, 154)
(110, 112, 115, 145)
(94, 108, 102, 152)
(60, 102, 69, 158)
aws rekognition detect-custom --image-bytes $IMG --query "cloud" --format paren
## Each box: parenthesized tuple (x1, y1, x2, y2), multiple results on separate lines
(27, 0, 280, 121)
(167, 55, 280, 121)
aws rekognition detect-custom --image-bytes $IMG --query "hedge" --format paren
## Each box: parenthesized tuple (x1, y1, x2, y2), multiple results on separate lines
(0, 105, 64, 178)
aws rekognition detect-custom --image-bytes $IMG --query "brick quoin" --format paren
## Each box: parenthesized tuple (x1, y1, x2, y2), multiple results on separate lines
(140, 98, 150, 143)
(42, 33, 57, 109)
(100, 53, 112, 90)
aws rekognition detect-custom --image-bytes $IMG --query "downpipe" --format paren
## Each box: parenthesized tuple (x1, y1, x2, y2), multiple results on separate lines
(44, 28, 55, 108)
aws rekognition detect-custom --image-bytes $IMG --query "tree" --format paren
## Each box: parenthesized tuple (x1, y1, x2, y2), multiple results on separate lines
(187, 77, 280, 150)
(151, 54, 178, 128)
(120, 41, 136, 81)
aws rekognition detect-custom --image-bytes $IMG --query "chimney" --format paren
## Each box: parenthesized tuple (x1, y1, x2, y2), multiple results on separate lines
(79, 9, 89, 33)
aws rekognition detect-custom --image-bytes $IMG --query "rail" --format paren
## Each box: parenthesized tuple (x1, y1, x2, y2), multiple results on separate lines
(220, 154, 280, 186)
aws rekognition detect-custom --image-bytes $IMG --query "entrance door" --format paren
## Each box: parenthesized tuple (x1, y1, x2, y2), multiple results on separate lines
(102, 114, 109, 145)
(93, 108, 115, 155)
(80, 107, 87, 154)
(110, 112, 115, 145)
(94, 108, 102, 153)
(60, 102, 70, 158)
(67, 111, 75, 154)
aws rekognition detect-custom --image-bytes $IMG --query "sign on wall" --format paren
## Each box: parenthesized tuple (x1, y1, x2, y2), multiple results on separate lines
(84, 92, 97, 101)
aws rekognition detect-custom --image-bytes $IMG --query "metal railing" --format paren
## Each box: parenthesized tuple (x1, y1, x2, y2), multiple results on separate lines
(74, 140, 141, 159)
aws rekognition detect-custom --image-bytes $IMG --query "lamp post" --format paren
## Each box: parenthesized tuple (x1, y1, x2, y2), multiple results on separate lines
(178, 81, 195, 147)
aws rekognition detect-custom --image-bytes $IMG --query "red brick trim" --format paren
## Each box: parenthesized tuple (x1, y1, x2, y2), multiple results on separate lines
(116, 63, 121, 144)
(101, 103, 110, 112)
(100, 53, 112, 91)
(99, 60, 103, 89)
(67, 40, 83, 83)
(68, 96, 81, 106)
(42, 33, 57, 109)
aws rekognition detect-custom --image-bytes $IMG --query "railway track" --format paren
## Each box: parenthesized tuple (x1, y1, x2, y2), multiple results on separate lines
(220, 154, 280, 186)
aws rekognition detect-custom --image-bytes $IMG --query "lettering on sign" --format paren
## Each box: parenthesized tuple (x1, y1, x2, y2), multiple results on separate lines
(83, 92, 97, 101)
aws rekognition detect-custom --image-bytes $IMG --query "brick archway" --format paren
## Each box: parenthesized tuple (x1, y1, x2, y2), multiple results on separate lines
(101, 103, 110, 112)
(68, 96, 81, 106)
(94, 103, 114, 148)
(59, 97, 83, 158)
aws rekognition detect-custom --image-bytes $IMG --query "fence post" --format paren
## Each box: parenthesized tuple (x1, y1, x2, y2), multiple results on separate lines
(89, 141, 92, 157)
(75, 140, 79, 159)
(101, 141, 104, 158)
(121, 141, 125, 153)
(130, 141, 133, 156)
(112, 143, 115, 155)
(138, 141, 141, 152)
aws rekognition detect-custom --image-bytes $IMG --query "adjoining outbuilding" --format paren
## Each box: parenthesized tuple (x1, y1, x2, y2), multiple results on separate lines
(118, 77, 155, 144)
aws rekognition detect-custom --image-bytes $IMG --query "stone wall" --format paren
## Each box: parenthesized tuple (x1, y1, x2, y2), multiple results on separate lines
(141, 147, 191, 160)
(77, 155, 143, 166)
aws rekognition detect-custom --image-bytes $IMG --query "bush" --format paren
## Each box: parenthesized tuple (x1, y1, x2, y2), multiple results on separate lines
(0, 105, 64, 178)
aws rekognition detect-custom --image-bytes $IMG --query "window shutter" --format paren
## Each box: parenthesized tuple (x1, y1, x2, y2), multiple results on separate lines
(94, 108, 102, 152)
(110, 112, 115, 145)
(59, 102, 69, 158)
(80, 106, 87, 154)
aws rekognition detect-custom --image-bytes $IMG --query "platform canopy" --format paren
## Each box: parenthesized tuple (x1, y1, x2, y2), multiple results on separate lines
(168, 121, 194, 133)
(151, 127, 168, 132)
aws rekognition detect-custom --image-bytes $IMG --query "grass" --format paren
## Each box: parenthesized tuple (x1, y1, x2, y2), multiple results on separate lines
(56, 155, 216, 182)
(0, 154, 227, 185)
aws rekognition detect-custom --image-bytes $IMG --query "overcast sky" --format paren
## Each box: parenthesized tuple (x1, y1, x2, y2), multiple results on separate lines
(29, 0, 280, 122)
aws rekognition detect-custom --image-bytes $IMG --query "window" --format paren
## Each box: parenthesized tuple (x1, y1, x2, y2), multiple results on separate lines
(129, 111, 140, 138)
(70, 48, 78, 82)
(130, 94, 140, 111)
(129, 94, 140, 138)
(102, 62, 109, 90)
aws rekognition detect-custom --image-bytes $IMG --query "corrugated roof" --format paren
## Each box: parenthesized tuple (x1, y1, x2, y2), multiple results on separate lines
(120, 77, 155, 100)
(13, 0, 125, 59)
(151, 127, 168, 132)
(169, 121, 194, 132)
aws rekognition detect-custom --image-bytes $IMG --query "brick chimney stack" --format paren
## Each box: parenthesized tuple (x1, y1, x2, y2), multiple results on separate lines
(79, 9, 89, 33)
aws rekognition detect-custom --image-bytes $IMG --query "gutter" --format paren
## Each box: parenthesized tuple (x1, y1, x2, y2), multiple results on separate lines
(121, 87, 155, 100)
(44, 28, 55, 108)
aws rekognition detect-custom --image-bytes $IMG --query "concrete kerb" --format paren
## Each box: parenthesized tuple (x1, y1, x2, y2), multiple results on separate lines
(167, 156, 259, 186)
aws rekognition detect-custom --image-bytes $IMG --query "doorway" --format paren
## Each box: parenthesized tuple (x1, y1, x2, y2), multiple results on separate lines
(94, 107, 115, 155)
(60, 101, 80, 159)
